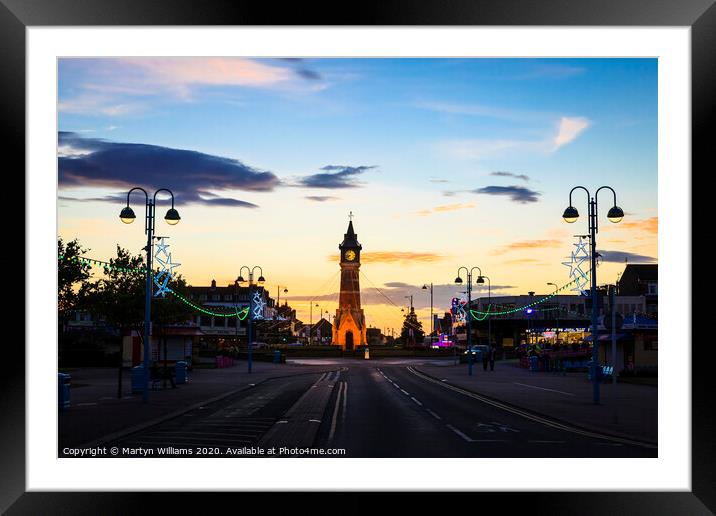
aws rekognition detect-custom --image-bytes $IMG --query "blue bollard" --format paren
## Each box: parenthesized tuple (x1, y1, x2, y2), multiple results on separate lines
(58, 373, 71, 410)
(273, 350, 281, 364)
(175, 361, 188, 384)
(131, 365, 145, 394)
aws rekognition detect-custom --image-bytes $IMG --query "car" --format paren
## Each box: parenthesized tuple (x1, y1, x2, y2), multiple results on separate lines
(463, 344, 490, 356)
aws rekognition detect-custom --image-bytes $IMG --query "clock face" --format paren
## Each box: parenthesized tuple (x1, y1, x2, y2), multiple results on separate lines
(344, 250, 356, 261)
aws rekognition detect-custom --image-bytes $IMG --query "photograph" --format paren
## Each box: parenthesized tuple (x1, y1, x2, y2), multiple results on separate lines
(56, 56, 659, 460)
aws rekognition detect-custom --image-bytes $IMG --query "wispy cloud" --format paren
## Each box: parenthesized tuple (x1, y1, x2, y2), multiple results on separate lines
(553, 116, 591, 150)
(612, 216, 658, 235)
(416, 100, 547, 122)
(58, 132, 277, 208)
(472, 185, 541, 204)
(59, 57, 324, 116)
(429, 178, 450, 183)
(416, 203, 476, 216)
(491, 239, 562, 255)
(490, 171, 530, 181)
(297, 165, 376, 189)
(305, 195, 340, 202)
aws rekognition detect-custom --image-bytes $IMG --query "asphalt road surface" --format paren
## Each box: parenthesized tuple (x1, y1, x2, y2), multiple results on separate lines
(87, 360, 656, 458)
(313, 362, 657, 458)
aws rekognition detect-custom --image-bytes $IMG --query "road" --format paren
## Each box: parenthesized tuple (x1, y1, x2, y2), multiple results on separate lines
(88, 359, 656, 458)
(314, 361, 656, 458)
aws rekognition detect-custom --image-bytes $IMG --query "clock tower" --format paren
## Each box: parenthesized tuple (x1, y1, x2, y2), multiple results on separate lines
(332, 214, 367, 350)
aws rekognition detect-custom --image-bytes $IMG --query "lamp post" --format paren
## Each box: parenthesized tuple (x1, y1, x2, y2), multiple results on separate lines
(309, 302, 319, 345)
(478, 275, 492, 353)
(547, 282, 560, 346)
(563, 185, 624, 404)
(422, 283, 434, 348)
(120, 187, 180, 402)
(455, 266, 483, 376)
(276, 286, 288, 308)
(237, 266, 266, 373)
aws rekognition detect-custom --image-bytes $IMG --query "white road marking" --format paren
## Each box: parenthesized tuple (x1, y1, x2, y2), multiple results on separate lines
(426, 409, 442, 420)
(410, 397, 423, 406)
(529, 440, 566, 444)
(328, 382, 345, 442)
(406, 366, 656, 449)
(513, 382, 575, 396)
(277, 420, 288, 424)
(77, 402, 97, 406)
(309, 419, 322, 423)
(446, 424, 476, 442)
(400, 389, 410, 396)
(342, 381, 348, 422)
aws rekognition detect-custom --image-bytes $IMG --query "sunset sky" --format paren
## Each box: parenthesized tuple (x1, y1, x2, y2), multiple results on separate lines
(57, 57, 658, 330)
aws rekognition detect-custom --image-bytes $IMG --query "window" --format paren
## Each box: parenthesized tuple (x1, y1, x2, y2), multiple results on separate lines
(212, 294, 220, 301)
(647, 282, 658, 295)
(644, 340, 657, 351)
(224, 295, 232, 301)
(199, 294, 207, 301)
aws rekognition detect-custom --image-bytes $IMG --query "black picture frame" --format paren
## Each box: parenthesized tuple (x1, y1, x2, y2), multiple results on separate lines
(3, 0, 707, 513)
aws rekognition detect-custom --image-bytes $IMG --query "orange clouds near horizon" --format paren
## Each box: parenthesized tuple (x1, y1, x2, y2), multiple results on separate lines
(329, 251, 447, 263)
(416, 202, 476, 216)
(491, 239, 563, 255)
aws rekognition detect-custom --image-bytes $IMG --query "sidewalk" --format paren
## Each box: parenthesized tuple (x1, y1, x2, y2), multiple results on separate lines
(59, 361, 337, 448)
(415, 359, 657, 443)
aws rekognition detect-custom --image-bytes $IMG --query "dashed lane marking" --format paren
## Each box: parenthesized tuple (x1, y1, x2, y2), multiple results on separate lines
(407, 366, 656, 449)
(446, 424, 476, 442)
(410, 397, 423, 406)
(426, 409, 442, 420)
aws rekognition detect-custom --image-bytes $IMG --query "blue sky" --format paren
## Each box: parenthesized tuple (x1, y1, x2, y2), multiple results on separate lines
(58, 57, 658, 329)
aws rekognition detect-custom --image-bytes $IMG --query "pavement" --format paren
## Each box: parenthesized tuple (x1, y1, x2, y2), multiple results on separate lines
(414, 358, 657, 444)
(58, 361, 338, 449)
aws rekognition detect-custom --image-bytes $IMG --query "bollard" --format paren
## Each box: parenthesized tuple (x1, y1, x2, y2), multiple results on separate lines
(58, 373, 71, 410)
(364, 347, 370, 360)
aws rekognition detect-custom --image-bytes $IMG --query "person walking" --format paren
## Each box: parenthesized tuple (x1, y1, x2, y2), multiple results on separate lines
(489, 345, 496, 371)
(482, 347, 489, 371)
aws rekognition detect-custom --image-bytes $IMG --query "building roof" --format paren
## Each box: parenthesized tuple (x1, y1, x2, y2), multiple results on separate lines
(621, 264, 658, 281)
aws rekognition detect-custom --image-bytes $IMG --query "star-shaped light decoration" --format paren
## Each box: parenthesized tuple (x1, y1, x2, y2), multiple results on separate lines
(153, 237, 181, 297)
(562, 236, 591, 295)
(251, 290, 266, 320)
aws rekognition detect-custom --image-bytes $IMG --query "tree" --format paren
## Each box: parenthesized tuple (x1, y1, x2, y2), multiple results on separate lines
(57, 238, 92, 328)
(84, 245, 194, 396)
(399, 307, 425, 347)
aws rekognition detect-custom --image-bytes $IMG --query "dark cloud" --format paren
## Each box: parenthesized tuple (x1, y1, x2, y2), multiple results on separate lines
(596, 250, 657, 264)
(295, 68, 322, 80)
(58, 132, 277, 208)
(490, 171, 530, 181)
(472, 185, 540, 204)
(297, 165, 376, 189)
(305, 195, 340, 202)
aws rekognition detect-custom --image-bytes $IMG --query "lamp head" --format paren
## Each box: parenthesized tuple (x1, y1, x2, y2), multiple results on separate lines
(164, 207, 181, 225)
(120, 206, 136, 224)
(454, 276, 463, 284)
(607, 205, 624, 223)
(476, 276, 485, 284)
(562, 206, 579, 223)
(257, 275, 266, 285)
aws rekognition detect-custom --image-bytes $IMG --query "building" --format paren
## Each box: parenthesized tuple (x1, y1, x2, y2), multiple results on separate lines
(617, 264, 658, 317)
(296, 318, 334, 344)
(332, 217, 367, 350)
(185, 279, 277, 340)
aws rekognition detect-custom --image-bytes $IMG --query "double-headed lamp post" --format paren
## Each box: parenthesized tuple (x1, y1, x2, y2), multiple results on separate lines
(120, 187, 180, 402)
(455, 266, 484, 376)
(237, 266, 266, 373)
(563, 185, 624, 405)
(479, 275, 492, 351)
(422, 283, 433, 347)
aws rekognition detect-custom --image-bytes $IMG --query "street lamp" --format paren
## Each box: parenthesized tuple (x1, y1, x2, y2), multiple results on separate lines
(276, 286, 288, 308)
(238, 265, 265, 373)
(309, 302, 319, 345)
(422, 283, 433, 348)
(478, 275, 492, 353)
(119, 187, 180, 402)
(563, 185, 624, 404)
(455, 266, 483, 376)
(547, 282, 560, 347)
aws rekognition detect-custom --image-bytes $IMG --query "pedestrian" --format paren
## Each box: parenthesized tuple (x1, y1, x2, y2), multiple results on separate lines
(489, 345, 496, 371)
(482, 347, 489, 371)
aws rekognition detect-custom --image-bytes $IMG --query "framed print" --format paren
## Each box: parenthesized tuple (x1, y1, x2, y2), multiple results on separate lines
(4, 0, 711, 513)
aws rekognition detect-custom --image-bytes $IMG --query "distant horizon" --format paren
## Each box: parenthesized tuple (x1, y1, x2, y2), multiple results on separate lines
(58, 57, 657, 329)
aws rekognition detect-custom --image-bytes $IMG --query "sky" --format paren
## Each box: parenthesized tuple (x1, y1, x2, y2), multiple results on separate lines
(57, 57, 658, 331)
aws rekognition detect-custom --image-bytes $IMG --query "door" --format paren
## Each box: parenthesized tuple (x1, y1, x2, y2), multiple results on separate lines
(345, 331, 354, 351)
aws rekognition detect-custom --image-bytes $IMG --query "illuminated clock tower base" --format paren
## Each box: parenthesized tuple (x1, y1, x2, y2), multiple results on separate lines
(332, 216, 367, 351)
